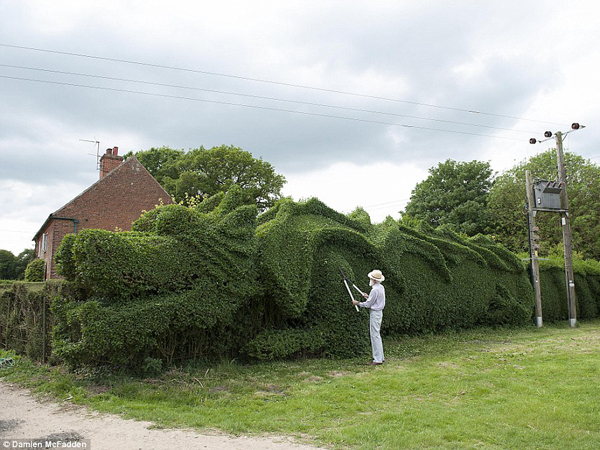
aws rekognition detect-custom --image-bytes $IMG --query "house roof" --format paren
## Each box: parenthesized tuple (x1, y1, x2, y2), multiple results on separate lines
(32, 156, 172, 241)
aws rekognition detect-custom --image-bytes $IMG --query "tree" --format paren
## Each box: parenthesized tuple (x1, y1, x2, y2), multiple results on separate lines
(403, 159, 494, 236)
(488, 149, 600, 259)
(129, 145, 286, 211)
(0, 248, 35, 280)
(15, 249, 35, 279)
(124, 146, 184, 188)
(0, 250, 16, 279)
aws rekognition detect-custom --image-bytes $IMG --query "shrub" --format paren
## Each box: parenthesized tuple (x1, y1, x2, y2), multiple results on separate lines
(538, 257, 600, 321)
(48, 189, 600, 370)
(24, 259, 46, 282)
(52, 186, 259, 369)
(0, 281, 61, 361)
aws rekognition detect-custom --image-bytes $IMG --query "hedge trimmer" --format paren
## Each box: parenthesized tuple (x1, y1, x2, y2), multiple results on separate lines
(339, 267, 367, 312)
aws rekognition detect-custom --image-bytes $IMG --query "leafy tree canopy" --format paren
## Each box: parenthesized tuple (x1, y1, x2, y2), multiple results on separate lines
(488, 149, 600, 259)
(126, 145, 286, 211)
(0, 248, 34, 280)
(403, 159, 494, 236)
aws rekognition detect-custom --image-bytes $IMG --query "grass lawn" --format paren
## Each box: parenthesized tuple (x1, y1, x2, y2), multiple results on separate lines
(2, 320, 599, 450)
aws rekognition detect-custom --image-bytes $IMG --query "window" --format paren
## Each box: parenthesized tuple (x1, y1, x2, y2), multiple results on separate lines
(42, 233, 48, 253)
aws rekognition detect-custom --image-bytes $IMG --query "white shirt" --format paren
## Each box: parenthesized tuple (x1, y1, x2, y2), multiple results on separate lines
(359, 282, 385, 311)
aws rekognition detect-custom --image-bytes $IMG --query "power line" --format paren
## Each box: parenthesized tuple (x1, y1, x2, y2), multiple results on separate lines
(0, 74, 525, 141)
(0, 63, 539, 135)
(362, 198, 411, 208)
(0, 43, 570, 127)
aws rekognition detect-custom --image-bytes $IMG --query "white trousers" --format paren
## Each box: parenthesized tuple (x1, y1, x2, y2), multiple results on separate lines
(369, 309, 384, 363)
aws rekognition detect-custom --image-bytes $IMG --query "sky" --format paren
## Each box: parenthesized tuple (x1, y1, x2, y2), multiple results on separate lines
(1, 0, 599, 255)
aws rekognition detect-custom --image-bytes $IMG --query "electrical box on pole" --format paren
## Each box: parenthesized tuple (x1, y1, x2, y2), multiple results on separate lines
(533, 180, 563, 211)
(528, 123, 585, 328)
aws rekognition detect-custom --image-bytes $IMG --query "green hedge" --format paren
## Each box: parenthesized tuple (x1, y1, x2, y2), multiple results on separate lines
(43, 190, 600, 370)
(52, 186, 258, 369)
(0, 282, 60, 361)
(538, 257, 600, 321)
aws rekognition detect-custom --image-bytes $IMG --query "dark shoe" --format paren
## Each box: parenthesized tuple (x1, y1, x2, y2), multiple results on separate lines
(370, 362, 383, 366)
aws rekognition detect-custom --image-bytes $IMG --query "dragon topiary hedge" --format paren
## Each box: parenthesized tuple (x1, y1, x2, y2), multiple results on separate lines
(49, 186, 600, 370)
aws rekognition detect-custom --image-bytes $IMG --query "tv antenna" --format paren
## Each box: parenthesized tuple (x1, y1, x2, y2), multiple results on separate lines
(80, 139, 100, 170)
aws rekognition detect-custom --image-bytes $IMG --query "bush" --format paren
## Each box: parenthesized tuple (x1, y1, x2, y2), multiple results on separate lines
(24, 259, 45, 282)
(53, 186, 259, 369)
(538, 257, 600, 321)
(0, 282, 61, 361)
(48, 189, 600, 371)
(244, 197, 533, 359)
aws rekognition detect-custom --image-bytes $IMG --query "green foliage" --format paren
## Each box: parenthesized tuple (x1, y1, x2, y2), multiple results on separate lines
(132, 145, 286, 211)
(45, 188, 600, 371)
(124, 146, 184, 187)
(247, 197, 536, 360)
(24, 259, 46, 282)
(244, 328, 326, 360)
(371, 221, 533, 334)
(52, 186, 258, 369)
(0, 249, 38, 281)
(404, 159, 494, 236)
(0, 282, 61, 361)
(251, 198, 386, 359)
(0, 250, 17, 280)
(537, 257, 600, 322)
(489, 149, 600, 259)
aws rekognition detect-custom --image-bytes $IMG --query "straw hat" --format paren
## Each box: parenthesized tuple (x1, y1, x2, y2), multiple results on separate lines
(368, 270, 385, 282)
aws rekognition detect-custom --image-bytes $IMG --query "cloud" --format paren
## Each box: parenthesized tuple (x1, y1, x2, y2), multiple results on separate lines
(283, 160, 428, 221)
(0, 179, 91, 255)
(1, 0, 599, 255)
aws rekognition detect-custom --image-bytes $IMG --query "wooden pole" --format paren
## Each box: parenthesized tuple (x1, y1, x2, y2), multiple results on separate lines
(555, 132, 577, 327)
(525, 170, 543, 327)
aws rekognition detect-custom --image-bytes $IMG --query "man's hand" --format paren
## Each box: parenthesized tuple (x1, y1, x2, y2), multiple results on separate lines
(362, 293, 368, 299)
(352, 300, 360, 306)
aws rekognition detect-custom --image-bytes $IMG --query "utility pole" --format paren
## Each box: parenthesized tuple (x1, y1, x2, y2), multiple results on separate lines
(555, 131, 577, 327)
(525, 170, 543, 327)
(529, 123, 585, 328)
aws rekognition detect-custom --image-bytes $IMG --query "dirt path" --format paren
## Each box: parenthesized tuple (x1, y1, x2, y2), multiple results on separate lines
(0, 382, 327, 450)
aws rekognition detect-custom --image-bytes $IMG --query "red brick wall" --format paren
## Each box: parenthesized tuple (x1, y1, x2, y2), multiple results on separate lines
(41, 157, 173, 279)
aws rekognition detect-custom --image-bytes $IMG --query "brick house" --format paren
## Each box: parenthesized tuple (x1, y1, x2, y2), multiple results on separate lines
(33, 147, 173, 279)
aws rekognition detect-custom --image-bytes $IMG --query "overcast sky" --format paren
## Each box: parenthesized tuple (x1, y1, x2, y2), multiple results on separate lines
(1, 0, 599, 255)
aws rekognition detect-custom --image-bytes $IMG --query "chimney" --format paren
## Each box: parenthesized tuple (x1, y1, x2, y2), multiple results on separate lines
(99, 146, 124, 179)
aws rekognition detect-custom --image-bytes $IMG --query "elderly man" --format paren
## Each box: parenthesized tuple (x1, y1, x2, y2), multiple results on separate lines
(352, 269, 386, 365)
